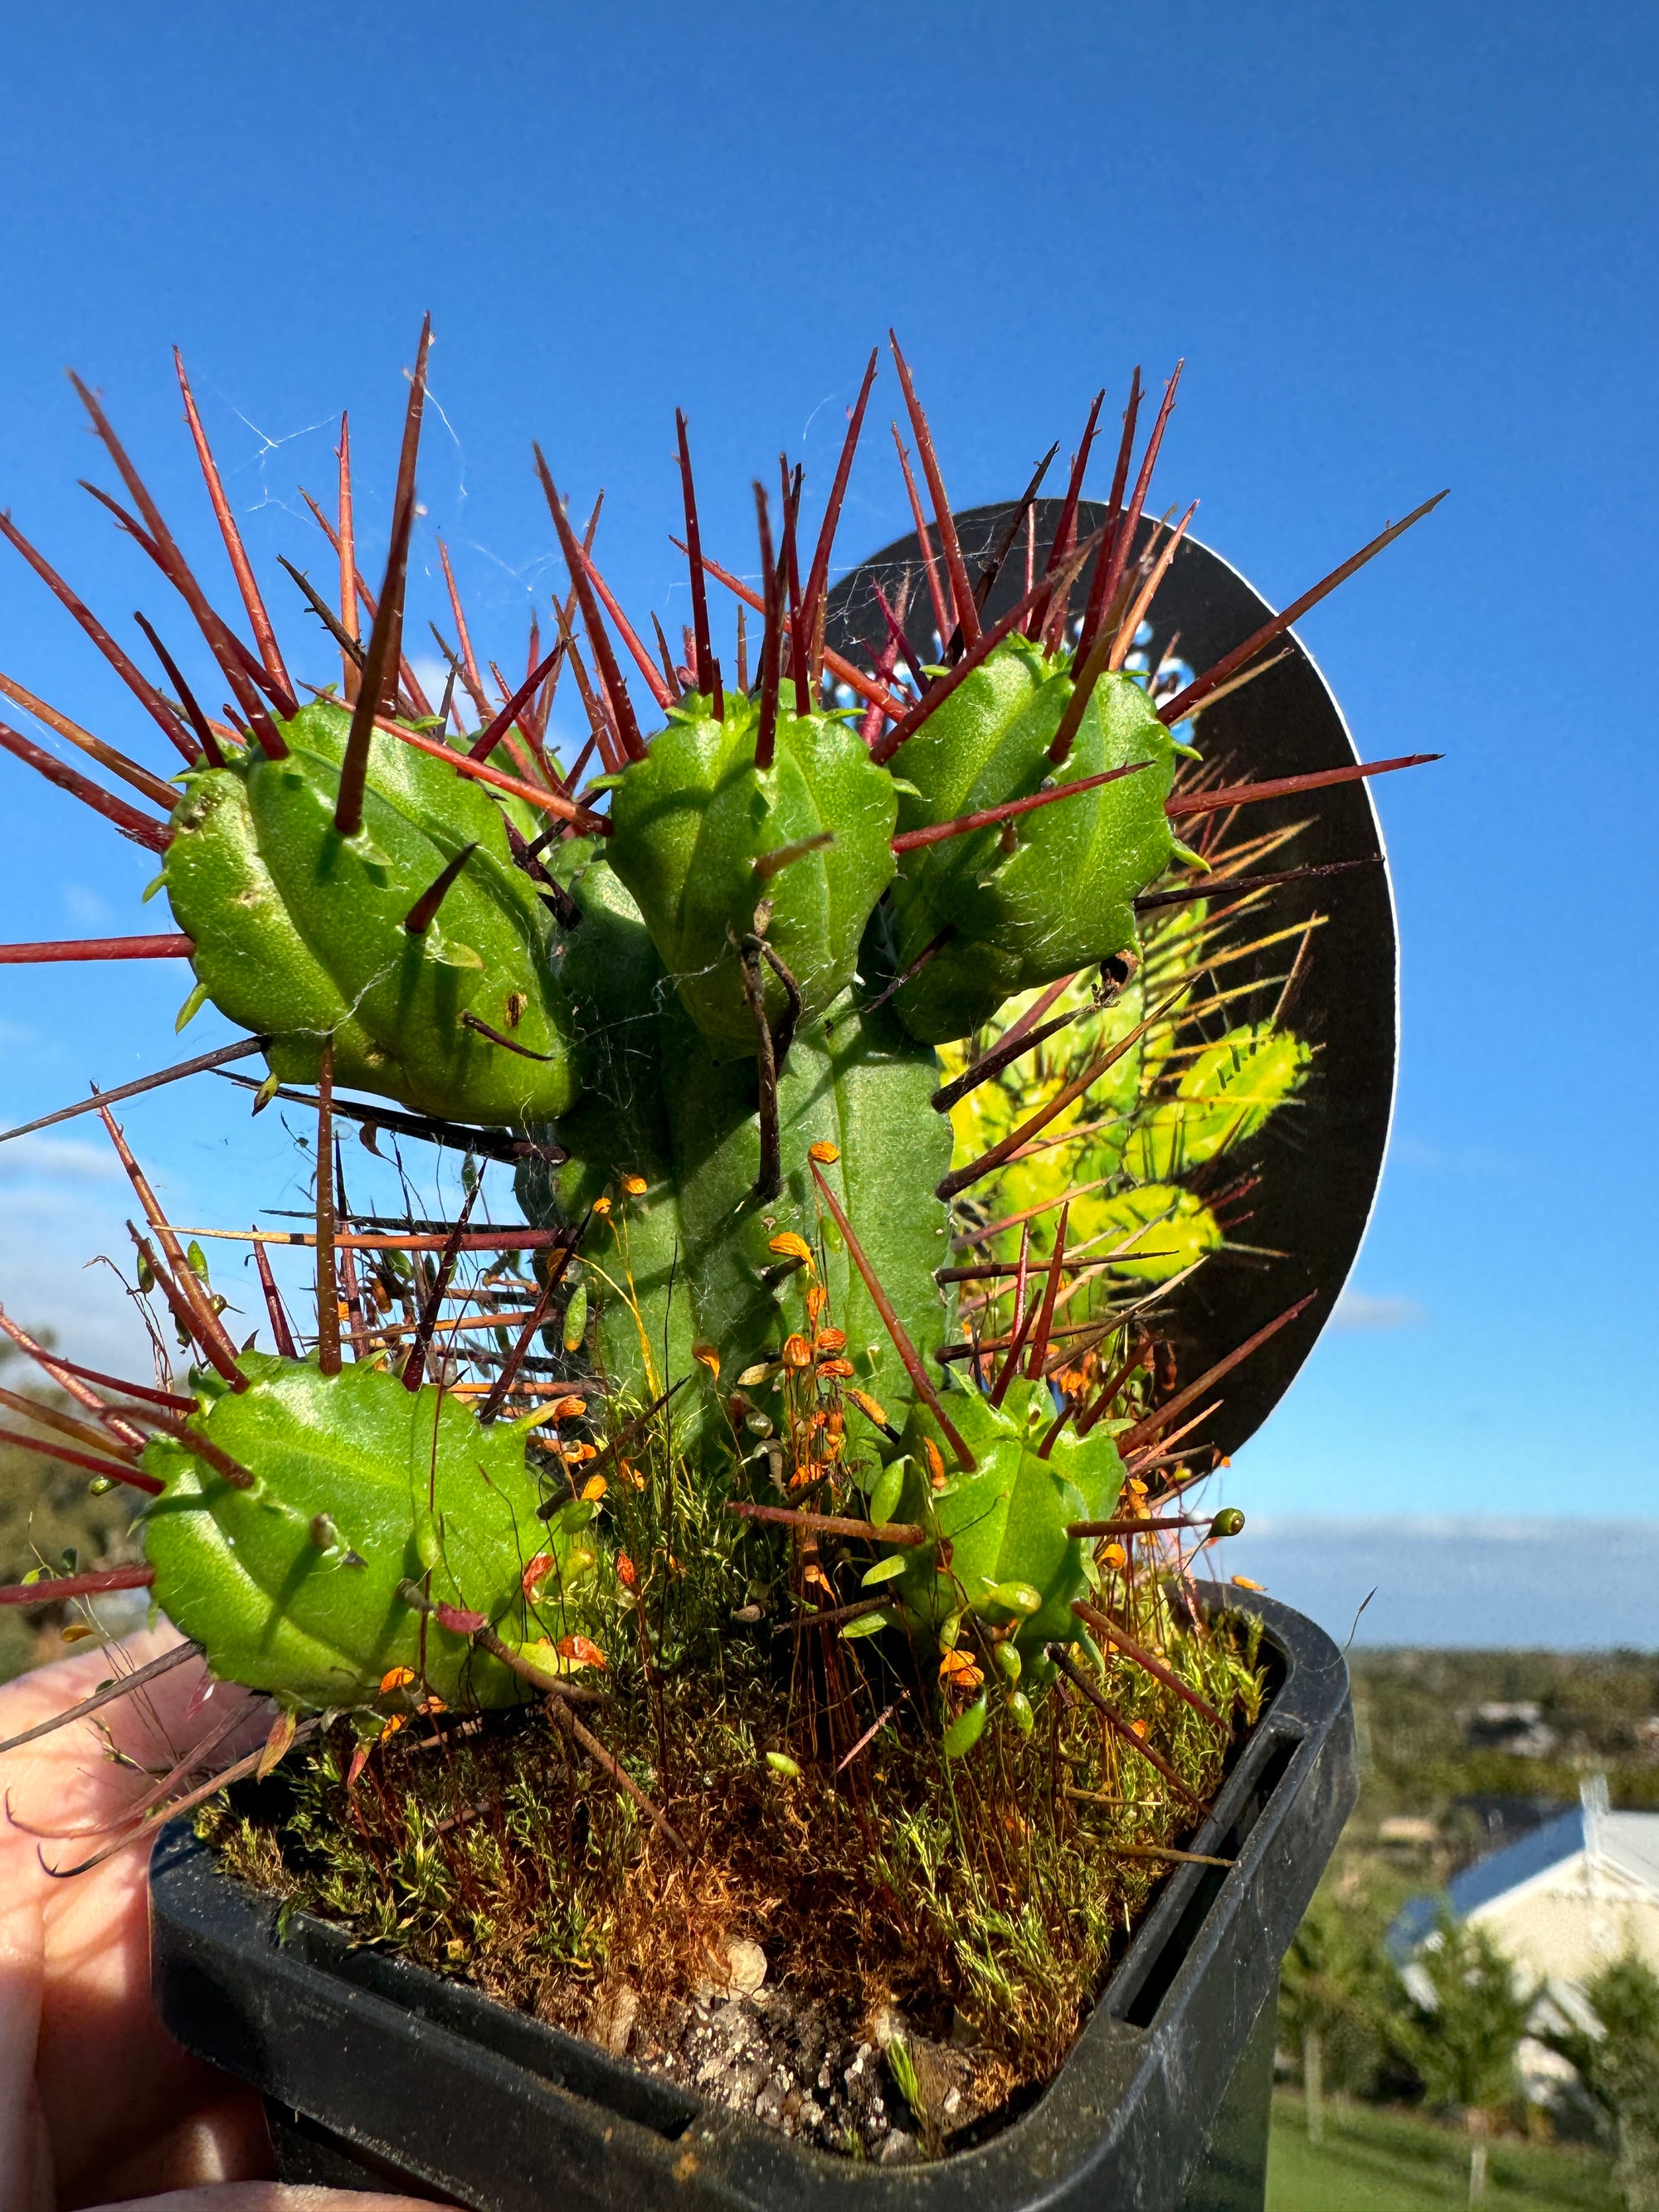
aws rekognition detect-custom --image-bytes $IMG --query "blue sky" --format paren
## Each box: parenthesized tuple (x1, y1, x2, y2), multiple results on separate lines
(0, 0, 1652, 1527)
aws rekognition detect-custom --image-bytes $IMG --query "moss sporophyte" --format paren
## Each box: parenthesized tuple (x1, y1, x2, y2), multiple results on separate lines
(0, 326, 1436, 2146)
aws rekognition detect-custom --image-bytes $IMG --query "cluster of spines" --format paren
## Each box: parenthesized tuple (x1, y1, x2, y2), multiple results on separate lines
(936, 793, 1344, 1377)
(713, 1149, 1292, 1785)
(0, 325, 1437, 1072)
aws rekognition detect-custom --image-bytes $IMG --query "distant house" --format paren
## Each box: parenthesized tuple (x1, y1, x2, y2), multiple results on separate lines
(1393, 1779, 1659, 1986)
(1461, 1701, 1559, 1762)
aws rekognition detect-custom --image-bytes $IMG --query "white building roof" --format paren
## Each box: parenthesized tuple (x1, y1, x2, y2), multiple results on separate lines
(1389, 1791, 1659, 1962)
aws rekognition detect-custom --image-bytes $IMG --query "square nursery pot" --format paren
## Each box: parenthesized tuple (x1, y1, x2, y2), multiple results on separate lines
(149, 1584, 1356, 2212)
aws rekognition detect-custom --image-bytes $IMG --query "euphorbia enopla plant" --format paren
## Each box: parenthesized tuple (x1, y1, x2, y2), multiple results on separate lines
(0, 328, 1434, 2142)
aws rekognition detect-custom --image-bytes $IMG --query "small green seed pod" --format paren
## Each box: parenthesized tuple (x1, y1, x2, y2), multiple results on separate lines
(984, 1580, 1044, 1616)
(868, 1462, 907, 1529)
(861, 1553, 909, 1588)
(941, 1693, 989, 1759)
(842, 1609, 893, 1641)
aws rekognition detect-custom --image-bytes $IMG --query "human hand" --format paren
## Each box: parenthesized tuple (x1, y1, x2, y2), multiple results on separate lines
(0, 1628, 445, 2211)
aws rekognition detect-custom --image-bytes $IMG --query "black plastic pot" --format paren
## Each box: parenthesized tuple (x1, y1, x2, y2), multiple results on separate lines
(149, 1585, 1356, 2212)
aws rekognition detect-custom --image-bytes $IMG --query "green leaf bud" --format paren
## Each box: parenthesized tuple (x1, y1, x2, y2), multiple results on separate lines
(941, 1694, 989, 1759)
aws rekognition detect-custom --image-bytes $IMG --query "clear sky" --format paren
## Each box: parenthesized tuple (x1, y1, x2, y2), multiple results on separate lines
(0, 0, 1652, 1524)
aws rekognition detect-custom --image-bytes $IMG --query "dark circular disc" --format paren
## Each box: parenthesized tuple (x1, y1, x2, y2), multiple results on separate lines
(824, 498, 1398, 1456)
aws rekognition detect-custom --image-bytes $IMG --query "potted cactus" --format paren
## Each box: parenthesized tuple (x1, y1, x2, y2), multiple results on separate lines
(0, 328, 1431, 2207)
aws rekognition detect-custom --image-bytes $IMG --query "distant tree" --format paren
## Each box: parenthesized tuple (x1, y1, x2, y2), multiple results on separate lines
(0, 1336, 136, 1684)
(1279, 1892, 1388, 2142)
(1384, 1913, 1533, 2205)
(1545, 1952, 1659, 2212)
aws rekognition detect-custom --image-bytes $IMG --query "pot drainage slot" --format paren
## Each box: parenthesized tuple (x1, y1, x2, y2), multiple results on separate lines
(1117, 1730, 1301, 2030)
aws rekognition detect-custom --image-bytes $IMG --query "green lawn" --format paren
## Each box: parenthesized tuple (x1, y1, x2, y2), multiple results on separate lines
(1267, 2094, 1621, 2212)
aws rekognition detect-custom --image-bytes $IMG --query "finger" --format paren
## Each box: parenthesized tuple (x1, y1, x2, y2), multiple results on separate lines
(0, 1629, 228, 1791)
(0, 1631, 271, 2201)
(86, 2085, 278, 2205)
(85, 2186, 459, 2210)
(0, 1889, 53, 2210)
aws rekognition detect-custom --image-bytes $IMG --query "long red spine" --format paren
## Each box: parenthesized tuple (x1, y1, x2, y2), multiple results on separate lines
(888, 334, 978, 648)
(675, 410, 715, 698)
(797, 348, 879, 673)
(173, 348, 294, 700)
(0, 722, 170, 852)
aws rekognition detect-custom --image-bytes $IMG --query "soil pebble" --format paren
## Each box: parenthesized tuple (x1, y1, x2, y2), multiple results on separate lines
(721, 1937, 768, 1996)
